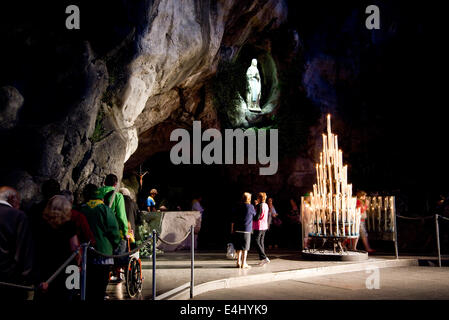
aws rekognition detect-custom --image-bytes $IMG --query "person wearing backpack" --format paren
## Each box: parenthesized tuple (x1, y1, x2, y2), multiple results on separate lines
(79, 184, 120, 300)
(97, 174, 129, 282)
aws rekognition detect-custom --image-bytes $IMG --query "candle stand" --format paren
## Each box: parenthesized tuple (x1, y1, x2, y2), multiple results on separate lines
(301, 115, 368, 261)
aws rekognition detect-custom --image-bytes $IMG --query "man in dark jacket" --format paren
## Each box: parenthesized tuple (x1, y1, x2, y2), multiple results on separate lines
(0, 186, 33, 300)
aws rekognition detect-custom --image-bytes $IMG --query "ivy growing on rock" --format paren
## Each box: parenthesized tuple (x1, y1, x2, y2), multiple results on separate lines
(89, 107, 106, 143)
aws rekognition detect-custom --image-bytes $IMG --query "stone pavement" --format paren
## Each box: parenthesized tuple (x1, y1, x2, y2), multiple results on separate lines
(193, 266, 449, 300)
(106, 249, 420, 300)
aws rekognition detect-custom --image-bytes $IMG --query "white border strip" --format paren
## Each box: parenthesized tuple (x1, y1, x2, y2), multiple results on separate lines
(164, 258, 418, 300)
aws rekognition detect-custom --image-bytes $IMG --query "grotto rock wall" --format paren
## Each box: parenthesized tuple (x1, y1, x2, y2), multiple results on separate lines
(0, 0, 288, 207)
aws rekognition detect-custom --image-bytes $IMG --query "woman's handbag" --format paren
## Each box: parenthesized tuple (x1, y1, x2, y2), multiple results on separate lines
(226, 243, 236, 259)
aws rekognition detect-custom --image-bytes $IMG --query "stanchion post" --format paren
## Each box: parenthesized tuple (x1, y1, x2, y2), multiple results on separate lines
(300, 197, 304, 250)
(152, 229, 157, 300)
(80, 243, 88, 301)
(393, 198, 398, 259)
(435, 214, 442, 267)
(190, 225, 194, 299)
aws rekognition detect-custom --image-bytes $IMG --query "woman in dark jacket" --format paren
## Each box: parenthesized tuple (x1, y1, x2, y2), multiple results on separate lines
(231, 192, 256, 269)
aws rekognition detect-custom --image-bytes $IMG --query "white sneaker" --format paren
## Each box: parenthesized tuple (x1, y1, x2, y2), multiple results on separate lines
(259, 258, 270, 266)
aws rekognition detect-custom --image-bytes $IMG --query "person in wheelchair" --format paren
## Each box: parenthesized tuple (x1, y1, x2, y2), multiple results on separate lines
(120, 188, 143, 298)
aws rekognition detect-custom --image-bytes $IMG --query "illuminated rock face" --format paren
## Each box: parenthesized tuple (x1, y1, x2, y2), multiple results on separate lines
(121, 0, 287, 160)
(0, 1, 287, 206)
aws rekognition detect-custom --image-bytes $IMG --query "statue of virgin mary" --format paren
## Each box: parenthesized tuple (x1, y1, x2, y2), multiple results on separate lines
(246, 58, 262, 112)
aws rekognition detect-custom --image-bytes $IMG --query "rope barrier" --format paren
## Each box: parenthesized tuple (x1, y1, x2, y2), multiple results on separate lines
(397, 215, 434, 220)
(438, 215, 449, 222)
(88, 234, 153, 258)
(0, 281, 34, 291)
(156, 228, 192, 246)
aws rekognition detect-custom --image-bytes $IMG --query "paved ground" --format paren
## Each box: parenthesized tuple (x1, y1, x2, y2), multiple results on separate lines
(106, 249, 425, 300)
(192, 266, 449, 300)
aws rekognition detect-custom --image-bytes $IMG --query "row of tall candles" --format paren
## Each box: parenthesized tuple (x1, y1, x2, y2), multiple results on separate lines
(365, 196, 396, 233)
(309, 115, 361, 237)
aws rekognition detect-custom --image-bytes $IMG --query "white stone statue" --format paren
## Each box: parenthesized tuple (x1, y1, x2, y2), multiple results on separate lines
(246, 58, 262, 112)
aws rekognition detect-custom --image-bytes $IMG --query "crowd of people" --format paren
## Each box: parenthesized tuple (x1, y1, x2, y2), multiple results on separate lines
(229, 189, 379, 268)
(230, 192, 298, 268)
(0, 174, 154, 301)
(1, 174, 382, 300)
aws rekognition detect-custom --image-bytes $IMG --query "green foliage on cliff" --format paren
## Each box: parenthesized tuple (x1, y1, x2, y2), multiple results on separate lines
(211, 60, 248, 127)
(89, 107, 106, 143)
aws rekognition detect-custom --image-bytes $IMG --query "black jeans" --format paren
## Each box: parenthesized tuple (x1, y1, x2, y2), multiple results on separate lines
(253, 230, 267, 260)
(86, 264, 111, 301)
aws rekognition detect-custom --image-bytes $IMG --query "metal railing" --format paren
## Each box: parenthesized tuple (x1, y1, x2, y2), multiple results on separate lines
(0, 245, 82, 293)
(152, 225, 195, 300)
(396, 213, 449, 267)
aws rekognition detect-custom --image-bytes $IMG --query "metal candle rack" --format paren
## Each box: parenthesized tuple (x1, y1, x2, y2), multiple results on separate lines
(302, 115, 361, 255)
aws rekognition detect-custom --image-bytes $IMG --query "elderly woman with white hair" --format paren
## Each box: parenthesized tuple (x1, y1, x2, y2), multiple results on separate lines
(231, 192, 256, 269)
(34, 195, 80, 300)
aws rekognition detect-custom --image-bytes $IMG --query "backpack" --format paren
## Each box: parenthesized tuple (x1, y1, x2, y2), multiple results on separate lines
(104, 189, 117, 208)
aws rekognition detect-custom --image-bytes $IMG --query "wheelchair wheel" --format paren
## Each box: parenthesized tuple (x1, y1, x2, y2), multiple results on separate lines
(126, 257, 143, 298)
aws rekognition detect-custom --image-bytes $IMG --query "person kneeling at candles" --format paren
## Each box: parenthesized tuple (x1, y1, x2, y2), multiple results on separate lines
(231, 192, 256, 268)
(352, 191, 374, 253)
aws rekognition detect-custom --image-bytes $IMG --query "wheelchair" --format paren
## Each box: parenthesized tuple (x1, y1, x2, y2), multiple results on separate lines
(114, 238, 143, 298)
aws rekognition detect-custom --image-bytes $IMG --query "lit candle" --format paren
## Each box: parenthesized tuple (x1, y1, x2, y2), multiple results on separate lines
(366, 197, 371, 232)
(323, 134, 327, 163)
(319, 164, 324, 195)
(348, 204, 351, 236)
(354, 198, 357, 235)
(342, 201, 345, 236)
(328, 193, 333, 236)
(390, 196, 395, 232)
(343, 165, 348, 190)
(339, 150, 343, 172)
(322, 206, 326, 236)
(327, 113, 331, 136)
(327, 148, 333, 199)
(377, 196, 382, 232)
(335, 194, 339, 236)
(348, 184, 352, 200)
(334, 135, 338, 159)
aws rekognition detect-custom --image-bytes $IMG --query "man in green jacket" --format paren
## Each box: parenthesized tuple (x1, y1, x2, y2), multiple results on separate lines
(97, 174, 128, 239)
(97, 174, 129, 282)
(79, 184, 120, 300)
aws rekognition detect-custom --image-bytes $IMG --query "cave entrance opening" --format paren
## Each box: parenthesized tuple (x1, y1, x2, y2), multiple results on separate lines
(126, 151, 241, 250)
